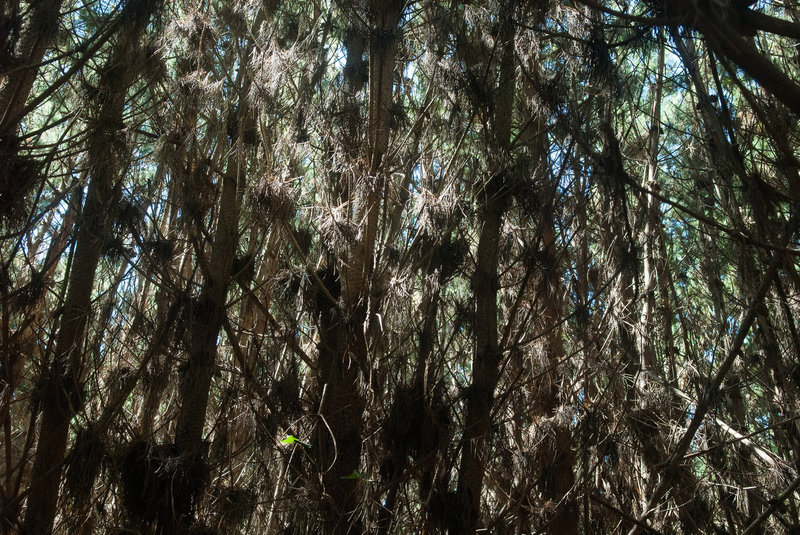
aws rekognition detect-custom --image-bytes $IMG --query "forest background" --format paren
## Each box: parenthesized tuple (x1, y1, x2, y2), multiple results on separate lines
(2, 0, 800, 533)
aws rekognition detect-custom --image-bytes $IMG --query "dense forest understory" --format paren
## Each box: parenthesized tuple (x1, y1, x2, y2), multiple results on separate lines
(2, 0, 800, 533)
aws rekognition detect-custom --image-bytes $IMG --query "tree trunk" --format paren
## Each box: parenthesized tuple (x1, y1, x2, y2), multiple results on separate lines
(21, 4, 157, 530)
(0, 0, 63, 220)
(170, 129, 244, 530)
(454, 10, 515, 533)
(534, 220, 578, 535)
(314, 3, 404, 533)
(0, 0, 62, 130)
(637, 34, 665, 375)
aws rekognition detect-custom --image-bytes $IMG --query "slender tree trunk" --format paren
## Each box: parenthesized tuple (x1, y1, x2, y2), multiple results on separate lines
(174, 139, 241, 453)
(534, 220, 578, 534)
(637, 34, 665, 375)
(1, 188, 76, 481)
(518, 47, 578, 532)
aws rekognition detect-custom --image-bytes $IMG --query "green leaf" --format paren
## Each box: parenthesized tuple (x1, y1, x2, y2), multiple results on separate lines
(280, 435, 310, 448)
(340, 469, 372, 482)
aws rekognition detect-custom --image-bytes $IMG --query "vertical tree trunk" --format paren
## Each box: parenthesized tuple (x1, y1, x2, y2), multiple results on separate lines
(637, 34, 665, 375)
(174, 142, 241, 454)
(315, 3, 404, 533)
(534, 220, 578, 535)
(169, 125, 245, 530)
(454, 10, 515, 533)
(518, 45, 578, 532)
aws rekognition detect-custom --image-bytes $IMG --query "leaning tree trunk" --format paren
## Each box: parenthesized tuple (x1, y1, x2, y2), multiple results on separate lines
(0, 0, 63, 219)
(21, 3, 158, 533)
(0, 0, 62, 126)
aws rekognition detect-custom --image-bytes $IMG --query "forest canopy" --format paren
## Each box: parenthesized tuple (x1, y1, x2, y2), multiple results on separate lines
(2, 0, 800, 533)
